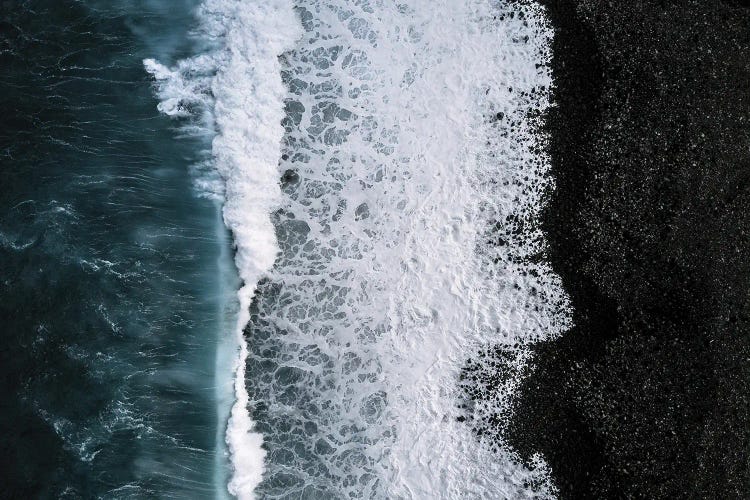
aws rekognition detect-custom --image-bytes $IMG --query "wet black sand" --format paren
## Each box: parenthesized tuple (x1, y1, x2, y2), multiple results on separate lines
(474, 1, 750, 498)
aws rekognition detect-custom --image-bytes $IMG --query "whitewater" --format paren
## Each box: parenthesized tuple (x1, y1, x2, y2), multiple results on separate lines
(146, 0, 570, 498)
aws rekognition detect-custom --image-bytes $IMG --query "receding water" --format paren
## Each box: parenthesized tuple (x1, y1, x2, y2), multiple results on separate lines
(241, 2, 569, 498)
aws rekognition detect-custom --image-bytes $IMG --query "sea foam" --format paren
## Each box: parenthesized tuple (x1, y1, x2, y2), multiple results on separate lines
(147, 0, 569, 497)
(244, 0, 569, 498)
(145, 1, 301, 498)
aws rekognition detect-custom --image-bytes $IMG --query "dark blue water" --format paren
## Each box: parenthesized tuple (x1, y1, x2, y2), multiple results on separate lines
(0, 1, 234, 497)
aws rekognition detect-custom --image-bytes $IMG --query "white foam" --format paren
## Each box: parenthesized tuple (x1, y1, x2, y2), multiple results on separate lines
(245, 0, 570, 498)
(145, 1, 301, 498)
(147, 0, 570, 497)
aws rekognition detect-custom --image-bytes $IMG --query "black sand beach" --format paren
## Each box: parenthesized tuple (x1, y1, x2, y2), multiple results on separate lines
(474, 1, 750, 498)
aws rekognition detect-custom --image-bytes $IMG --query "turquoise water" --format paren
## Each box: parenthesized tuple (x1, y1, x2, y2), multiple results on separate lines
(0, 1, 235, 496)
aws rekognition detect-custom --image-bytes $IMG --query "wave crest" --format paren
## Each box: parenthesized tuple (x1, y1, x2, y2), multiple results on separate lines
(145, 1, 302, 498)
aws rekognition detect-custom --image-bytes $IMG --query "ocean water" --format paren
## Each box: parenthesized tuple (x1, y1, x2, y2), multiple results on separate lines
(2, 0, 568, 498)
(1, 1, 235, 497)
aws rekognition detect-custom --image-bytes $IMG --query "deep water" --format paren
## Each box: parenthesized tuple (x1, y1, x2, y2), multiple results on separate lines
(0, 1, 235, 497)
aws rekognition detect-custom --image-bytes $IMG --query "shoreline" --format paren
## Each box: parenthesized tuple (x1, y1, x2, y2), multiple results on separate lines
(500, 1, 750, 497)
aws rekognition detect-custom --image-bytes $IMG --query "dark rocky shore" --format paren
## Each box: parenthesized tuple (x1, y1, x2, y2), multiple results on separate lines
(474, 1, 750, 498)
